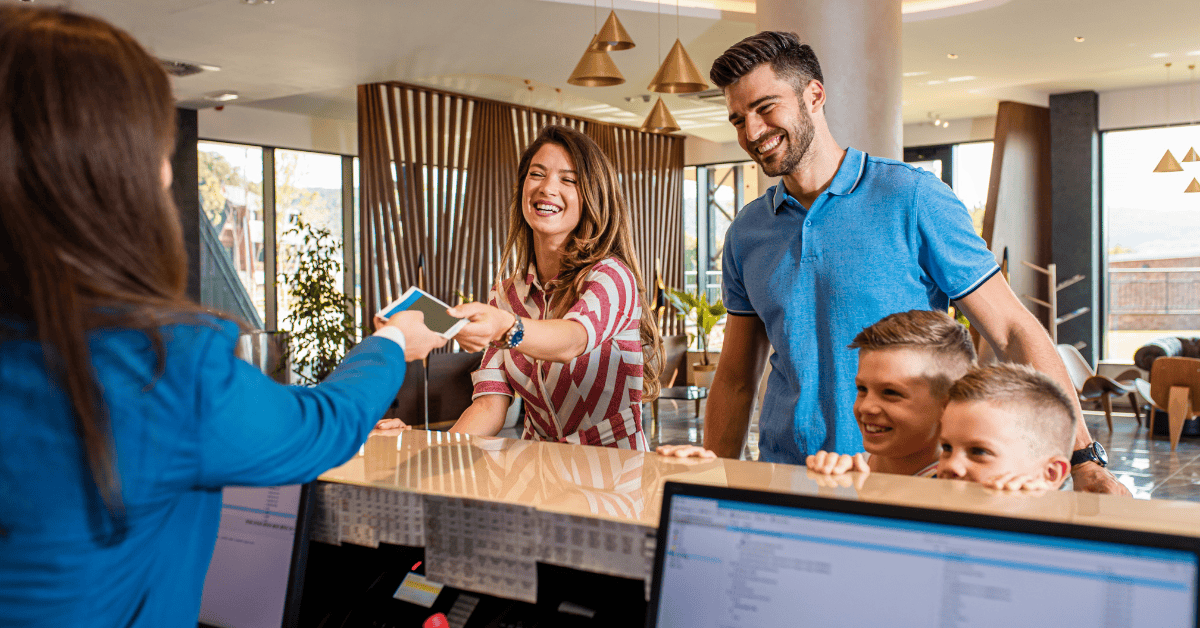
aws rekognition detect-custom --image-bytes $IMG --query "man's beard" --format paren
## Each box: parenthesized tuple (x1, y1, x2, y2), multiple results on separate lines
(755, 108, 815, 177)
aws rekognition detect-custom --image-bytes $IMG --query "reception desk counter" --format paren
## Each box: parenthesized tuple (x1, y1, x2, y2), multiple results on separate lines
(314, 430, 1200, 604)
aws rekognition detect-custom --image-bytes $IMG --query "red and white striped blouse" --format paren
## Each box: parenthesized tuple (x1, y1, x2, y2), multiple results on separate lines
(471, 257, 648, 450)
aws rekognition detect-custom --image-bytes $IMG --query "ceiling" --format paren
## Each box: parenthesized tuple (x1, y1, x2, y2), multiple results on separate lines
(21, 0, 1200, 145)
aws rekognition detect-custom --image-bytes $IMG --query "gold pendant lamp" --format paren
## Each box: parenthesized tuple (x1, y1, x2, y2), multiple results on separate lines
(1155, 149, 1185, 173)
(591, 10, 635, 51)
(641, 97, 680, 133)
(1186, 178, 1200, 193)
(568, 36, 625, 87)
(647, 0, 708, 94)
(567, 0, 626, 87)
(648, 40, 708, 93)
(1184, 147, 1200, 163)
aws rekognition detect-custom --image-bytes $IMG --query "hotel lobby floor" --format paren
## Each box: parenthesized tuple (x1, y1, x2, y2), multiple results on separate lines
(633, 401, 1200, 502)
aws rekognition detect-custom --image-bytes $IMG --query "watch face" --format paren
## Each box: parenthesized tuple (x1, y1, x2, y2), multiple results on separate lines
(1092, 441, 1108, 466)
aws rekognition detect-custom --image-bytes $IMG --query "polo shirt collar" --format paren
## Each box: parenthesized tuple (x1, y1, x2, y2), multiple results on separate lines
(768, 147, 868, 214)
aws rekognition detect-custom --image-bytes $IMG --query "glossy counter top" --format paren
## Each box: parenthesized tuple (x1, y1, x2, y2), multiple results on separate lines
(321, 429, 1200, 538)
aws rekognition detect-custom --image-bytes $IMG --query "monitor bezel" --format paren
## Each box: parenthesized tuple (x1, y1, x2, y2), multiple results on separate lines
(646, 480, 1200, 628)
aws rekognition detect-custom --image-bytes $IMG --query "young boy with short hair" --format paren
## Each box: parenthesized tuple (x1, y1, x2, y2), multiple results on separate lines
(937, 362, 1076, 491)
(806, 309, 975, 477)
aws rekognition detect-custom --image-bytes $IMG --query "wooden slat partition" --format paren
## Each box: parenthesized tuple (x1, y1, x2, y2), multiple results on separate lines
(359, 81, 685, 337)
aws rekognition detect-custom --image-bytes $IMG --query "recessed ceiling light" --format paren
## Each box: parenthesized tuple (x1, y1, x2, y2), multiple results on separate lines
(241, 0, 275, 4)
(947, 75, 976, 82)
(926, 80, 945, 85)
(903, 71, 930, 77)
(1151, 52, 1170, 59)
(1074, 36, 1085, 43)
(203, 91, 239, 102)
(1187, 51, 1200, 57)
(947, 53, 959, 59)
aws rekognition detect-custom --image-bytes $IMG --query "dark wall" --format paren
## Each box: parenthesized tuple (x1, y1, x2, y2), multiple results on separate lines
(1050, 92, 1101, 364)
(171, 108, 200, 302)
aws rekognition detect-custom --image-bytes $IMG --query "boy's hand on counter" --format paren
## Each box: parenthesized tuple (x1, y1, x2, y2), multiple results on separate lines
(373, 418, 413, 432)
(982, 472, 1051, 493)
(805, 451, 869, 475)
(655, 444, 717, 459)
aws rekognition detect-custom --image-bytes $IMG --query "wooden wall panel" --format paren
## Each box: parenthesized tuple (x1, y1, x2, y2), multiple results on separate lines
(359, 81, 685, 337)
(982, 100, 1052, 326)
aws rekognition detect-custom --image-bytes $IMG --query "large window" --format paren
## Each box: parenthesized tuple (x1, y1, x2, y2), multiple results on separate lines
(905, 141, 993, 237)
(198, 142, 265, 325)
(682, 162, 759, 351)
(198, 142, 356, 333)
(1102, 125, 1200, 361)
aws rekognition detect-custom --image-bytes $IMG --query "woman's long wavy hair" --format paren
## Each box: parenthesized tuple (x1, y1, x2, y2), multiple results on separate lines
(0, 7, 213, 530)
(497, 125, 664, 401)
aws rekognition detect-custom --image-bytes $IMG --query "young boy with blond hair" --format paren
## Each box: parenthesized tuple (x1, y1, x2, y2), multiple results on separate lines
(807, 309, 975, 477)
(937, 362, 1076, 491)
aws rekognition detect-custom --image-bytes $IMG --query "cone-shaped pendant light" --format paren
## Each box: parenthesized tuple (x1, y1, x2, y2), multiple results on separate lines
(1154, 149, 1185, 173)
(1184, 147, 1200, 162)
(590, 11, 634, 51)
(568, 36, 624, 87)
(1186, 178, 1200, 193)
(641, 97, 680, 133)
(648, 39, 708, 94)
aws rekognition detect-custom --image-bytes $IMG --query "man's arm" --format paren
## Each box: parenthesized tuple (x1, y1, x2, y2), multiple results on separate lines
(702, 314, 772, 458)
(955, 274, 1130, 496)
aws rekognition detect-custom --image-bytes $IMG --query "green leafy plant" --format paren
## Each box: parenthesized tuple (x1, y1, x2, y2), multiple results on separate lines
(279, 217, 357, 385)
(666, 288, 727, 366)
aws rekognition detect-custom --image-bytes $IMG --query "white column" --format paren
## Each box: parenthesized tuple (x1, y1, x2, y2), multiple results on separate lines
(755, 0, 903, 161)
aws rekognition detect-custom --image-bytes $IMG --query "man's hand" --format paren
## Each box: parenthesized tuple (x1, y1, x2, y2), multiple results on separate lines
(805, 451, 869, 475)
(656, 444, 717, 459)
(1072, 462, 1131, 496)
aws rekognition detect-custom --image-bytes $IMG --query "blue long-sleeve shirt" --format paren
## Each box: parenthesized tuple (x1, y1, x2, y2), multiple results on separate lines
(0, 319, 406, 626)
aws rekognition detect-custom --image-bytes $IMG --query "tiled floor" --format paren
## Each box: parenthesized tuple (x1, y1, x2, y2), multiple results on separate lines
(644, 399, 1200, 502)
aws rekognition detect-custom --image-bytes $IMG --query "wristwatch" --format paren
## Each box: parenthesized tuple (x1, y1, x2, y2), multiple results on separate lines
(1070, 441, 1108, 468)
(491, 313, 525, 350)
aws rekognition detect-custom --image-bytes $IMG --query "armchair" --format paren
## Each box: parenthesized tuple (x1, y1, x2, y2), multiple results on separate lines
(1133, 357, 1200, 451)
(1055, 344, 1141, 431)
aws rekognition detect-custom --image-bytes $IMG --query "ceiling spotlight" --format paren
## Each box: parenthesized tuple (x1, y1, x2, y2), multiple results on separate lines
(946, 53, 958, 59)
(203, 90, 239, 102)
(1074, 36, 1085, 43)
(241, 0, 274, 4)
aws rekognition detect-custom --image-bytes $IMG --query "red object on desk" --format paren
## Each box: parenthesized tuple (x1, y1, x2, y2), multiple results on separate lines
(423, 613, 448, 628)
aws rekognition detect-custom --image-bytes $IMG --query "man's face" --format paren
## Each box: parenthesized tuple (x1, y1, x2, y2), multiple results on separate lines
(725, 64, 815, 177)
(937, 400, 1059, 485)
(853, 349, 945, 460)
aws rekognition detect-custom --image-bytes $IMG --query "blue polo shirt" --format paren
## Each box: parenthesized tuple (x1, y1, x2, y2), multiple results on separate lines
(722, 147, 999, 464)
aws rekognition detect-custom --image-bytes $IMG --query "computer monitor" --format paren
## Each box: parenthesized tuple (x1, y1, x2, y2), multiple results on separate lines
(199, 483, 313, 628)
(647, 481, 1200, 628)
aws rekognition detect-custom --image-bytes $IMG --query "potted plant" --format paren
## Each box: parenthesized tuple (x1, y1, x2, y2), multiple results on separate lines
(666, 288, 727, 388)
(279, 216, 357, 385)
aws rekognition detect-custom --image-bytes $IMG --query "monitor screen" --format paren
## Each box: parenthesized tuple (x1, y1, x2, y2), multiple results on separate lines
(199, 484, 311, 628)
(648, 483, 1200, 628)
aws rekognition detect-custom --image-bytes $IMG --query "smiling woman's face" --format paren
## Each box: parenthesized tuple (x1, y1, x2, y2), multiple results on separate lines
(521, 143, 582, 245)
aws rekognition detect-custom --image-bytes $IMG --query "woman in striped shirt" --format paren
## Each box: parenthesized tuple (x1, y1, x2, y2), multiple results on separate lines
(448, 125, 663, 449)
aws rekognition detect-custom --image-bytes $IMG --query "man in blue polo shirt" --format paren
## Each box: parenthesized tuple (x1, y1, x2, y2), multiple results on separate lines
(658, 31, 1125, 494)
